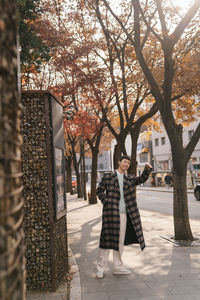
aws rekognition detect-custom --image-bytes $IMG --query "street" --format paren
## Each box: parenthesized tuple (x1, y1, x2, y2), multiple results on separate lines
(136, 189, 199, 220)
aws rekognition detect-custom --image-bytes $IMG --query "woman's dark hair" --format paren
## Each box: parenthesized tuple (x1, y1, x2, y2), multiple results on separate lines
(119, 155, 131, 162)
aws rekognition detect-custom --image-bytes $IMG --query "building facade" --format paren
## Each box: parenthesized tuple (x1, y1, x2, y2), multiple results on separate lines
(152, 121, 200, 186)
(136, 131, 153, 176)
(85, 150, 112, 182)
(84, 121, 200, 187)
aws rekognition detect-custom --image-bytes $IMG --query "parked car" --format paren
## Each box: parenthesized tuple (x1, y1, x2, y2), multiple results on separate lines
(194, 184, 200, 201)
(191, 163, 200, 186)
(72, 175, 77, 189)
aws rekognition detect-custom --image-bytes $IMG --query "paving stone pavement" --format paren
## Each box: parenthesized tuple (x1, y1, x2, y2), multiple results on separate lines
(67, 192, 200, 300)
(26, 188, 200, 300)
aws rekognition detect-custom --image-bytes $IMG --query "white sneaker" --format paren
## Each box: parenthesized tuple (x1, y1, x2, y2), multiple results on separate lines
(96, 271, 104, 279)
(113, 267, 132, 275)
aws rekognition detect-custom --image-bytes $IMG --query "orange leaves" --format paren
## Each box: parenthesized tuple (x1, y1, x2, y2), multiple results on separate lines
(172, 96, 199, 126)
(175, 47, 200, 93)
(64, 109, 103, 140)
(23, 64, 39, 74)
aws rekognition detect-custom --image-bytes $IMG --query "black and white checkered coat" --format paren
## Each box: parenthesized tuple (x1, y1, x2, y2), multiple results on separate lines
(96, 167, 151, 251)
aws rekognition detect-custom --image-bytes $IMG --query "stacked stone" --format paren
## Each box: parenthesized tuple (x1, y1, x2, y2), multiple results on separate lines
(21, 92, 68, 291)
(21, 93, 52, 290)
(54, 218, 68, 284)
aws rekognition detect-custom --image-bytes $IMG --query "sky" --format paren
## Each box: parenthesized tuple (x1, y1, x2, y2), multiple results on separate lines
(170, 0, 196, 13)
(172, 0, 194, 8)
(111, 0, 196, 13)
(108, 0, 198, 30)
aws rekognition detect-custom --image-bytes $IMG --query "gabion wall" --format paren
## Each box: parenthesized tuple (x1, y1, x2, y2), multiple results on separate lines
(21, 91, 68, 291)
(0, 2, 26, 298)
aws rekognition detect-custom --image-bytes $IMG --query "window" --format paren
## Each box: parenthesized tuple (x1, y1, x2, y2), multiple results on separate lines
(137, 143, 143, 153)
(140, 153, 148, 163)
(99, 163, 104, 169)
(193, 163, 200, 170)
(188, 130, 194, 140)
(191, 157, 197, 163)
(160, 160, 169, 171)
(155, 138, 159, 146)
(161, 137, 165, 145)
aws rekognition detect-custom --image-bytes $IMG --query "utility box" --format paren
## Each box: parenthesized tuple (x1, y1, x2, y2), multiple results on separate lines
(21, 91, 68, 291)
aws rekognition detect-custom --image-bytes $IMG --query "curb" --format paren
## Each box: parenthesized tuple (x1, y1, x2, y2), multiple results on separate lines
(68, 247, 82, 300)
(137, 187, 193, 194)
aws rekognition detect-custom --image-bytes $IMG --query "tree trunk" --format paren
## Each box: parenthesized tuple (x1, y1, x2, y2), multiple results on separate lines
(68, 136, 83, 197)
(80, 145, 84, 196)
(113, 138, 127, 169)
(75, 162, 82, 198)
(129, 126, 140, 175)
(129, 157, 138, 176)
(173, 169, 193, 241)
(72, 147, 82, 198)
(87, 126, 103, 204)
(113, 143, 121, 169)
(131, 0, 200, 242)
(65, 156, 73, 194)
(89, 148, 98, 204)
(82, 145, 87, 200)
(163, 122, 194, 241)
(171, 141, 193, 241)
(0, 1, 25, 299)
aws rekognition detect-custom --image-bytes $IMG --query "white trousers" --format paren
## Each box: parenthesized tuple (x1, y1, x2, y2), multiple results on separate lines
(96, 214, 127, 272)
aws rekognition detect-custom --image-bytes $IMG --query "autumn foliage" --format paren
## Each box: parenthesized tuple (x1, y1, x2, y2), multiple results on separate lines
(20, 0, 200, 209)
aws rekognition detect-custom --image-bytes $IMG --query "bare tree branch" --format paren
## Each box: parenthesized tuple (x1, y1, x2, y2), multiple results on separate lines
(171, 0, 200, 44)
(155, 0, 168, 36)
(132, 0, 163, 44)
(185, 122, 200, 161)
(95, 0, 124, 128)
(102, 0, 135, 45)
(133, 101, 158, 127)
(132, 0, 163, 107)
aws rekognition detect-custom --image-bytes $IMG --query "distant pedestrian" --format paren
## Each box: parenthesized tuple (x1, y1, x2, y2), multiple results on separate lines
(96, 155, 152, 279)
(151, 174, 156, 186)
(157, 177, 162, 186)
(164, 174, 173, 189)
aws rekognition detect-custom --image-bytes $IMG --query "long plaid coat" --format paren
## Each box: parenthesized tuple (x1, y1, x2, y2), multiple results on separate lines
(96, 167, 151, 251)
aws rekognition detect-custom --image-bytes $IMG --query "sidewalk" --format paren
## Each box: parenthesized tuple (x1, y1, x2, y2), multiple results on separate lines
(67, 193, 200, 300)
